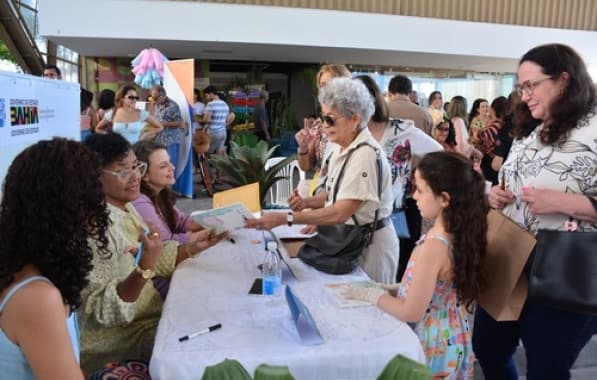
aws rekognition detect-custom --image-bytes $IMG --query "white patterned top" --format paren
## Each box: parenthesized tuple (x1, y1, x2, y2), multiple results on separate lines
(500, 113, 596, 235)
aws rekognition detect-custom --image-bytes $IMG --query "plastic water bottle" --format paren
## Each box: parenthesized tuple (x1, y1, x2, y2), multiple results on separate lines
(262, 241, 282, 296)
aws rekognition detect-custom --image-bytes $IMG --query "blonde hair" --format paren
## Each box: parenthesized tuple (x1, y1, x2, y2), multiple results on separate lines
(316, 64, 351, 88)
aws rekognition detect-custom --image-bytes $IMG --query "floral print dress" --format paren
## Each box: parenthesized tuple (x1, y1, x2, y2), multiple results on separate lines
(399, 234, 474, 379)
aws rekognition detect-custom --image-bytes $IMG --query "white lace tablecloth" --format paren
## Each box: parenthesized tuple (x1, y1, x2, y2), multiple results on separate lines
(149, 229, 424, 380)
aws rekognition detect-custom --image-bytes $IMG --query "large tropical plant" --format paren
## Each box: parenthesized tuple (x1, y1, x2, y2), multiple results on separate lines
(209, 141, 296, 207)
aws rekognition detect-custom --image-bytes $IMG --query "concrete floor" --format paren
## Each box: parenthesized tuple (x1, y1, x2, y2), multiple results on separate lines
(176, 178, 597, 379)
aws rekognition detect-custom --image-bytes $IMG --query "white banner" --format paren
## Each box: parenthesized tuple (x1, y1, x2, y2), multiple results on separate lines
(0, 71, 79, 198)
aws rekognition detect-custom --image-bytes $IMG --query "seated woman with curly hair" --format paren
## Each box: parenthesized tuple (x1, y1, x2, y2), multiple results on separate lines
(80, 133, 225, 374)
(0, 138, 110, 379)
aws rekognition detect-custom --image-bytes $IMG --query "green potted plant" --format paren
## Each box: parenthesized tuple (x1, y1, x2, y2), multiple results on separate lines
(209, 140, 296, 208)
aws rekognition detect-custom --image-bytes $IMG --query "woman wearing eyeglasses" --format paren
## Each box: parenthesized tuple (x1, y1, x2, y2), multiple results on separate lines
(95, 85, 163, 143)
(78, 133, 224, 374)
(432, 119, 458, 153)
(473, 43, 597, 380)
(247, 77, 398, 284)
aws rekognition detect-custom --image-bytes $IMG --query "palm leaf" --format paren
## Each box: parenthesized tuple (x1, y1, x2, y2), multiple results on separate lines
(212, 140, 298, 206)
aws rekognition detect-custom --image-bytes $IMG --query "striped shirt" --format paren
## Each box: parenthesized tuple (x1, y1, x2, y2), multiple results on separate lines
(205, 99, 229, 133)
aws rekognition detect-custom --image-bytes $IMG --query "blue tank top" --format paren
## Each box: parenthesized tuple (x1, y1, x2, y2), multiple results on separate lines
(0, 276, 80, 379)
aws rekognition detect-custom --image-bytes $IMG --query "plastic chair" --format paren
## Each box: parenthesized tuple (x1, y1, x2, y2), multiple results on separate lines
(264, 158, 305, 207)
(265, 157, 300, 208)
(213, 182, 261, 215)
(376, 354, 431, 380)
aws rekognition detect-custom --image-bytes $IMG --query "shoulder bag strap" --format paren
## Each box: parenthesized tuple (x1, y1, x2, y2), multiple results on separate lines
(331, 142, 382, 230)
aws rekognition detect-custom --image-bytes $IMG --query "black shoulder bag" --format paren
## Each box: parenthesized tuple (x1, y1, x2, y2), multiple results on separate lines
(298, 142, 384, 274)
(528, 197, 597, 315)
(528, 233, 597, 314)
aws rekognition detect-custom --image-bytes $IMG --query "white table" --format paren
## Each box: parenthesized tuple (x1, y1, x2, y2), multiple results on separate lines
(150, 229, 424, 379)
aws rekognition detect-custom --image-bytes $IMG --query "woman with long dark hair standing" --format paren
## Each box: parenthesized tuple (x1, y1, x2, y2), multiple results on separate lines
(473, 43, 597, 380)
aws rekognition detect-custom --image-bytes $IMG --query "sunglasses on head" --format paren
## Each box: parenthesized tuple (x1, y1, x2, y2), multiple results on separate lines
(126, 95, 140, 100)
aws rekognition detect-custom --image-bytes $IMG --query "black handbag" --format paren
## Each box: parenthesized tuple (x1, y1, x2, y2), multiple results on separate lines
(298, 142, 383, 274)
(528, 228, 597, 315)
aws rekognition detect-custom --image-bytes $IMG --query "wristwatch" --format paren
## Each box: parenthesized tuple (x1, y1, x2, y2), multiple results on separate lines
(134, 265, 156, 280)
(286, 212, 294, 227)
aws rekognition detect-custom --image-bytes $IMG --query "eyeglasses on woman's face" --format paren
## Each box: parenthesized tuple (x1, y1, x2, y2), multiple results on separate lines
(126, 95, 140, 100)
(102, 161, 147, 183)
(515, 76, 552, 96)
(435, 126, 449, 133)
(319, 114, 346, 127)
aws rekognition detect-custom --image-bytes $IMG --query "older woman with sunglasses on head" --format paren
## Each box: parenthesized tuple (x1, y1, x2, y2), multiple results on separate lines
(473, 43, 597, 380)
(247, 77, 398, 284)
(95, 85, 163, 143)
(79, 133, 224, 374)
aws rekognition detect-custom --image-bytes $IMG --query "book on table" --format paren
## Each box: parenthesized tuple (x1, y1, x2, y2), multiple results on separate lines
(190, 202, 255, 235)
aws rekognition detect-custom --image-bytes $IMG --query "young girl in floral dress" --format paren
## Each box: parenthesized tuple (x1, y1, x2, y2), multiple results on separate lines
(344, 151, 488, 379)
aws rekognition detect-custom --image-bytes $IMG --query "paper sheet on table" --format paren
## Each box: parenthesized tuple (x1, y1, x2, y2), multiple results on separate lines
(272, 224, 316, 240)
(285, 286, 324, 345)
(190, 202, 255, 234)
(262, 210, 316, 239)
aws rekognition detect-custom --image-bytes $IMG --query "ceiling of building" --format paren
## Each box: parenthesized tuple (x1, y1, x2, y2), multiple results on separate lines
(52, 36, 519, 75)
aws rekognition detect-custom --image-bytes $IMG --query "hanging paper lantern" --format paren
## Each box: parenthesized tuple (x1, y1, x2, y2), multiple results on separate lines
(131, 48, 168, 89)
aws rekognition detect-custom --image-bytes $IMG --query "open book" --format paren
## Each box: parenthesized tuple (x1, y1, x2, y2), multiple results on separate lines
(325, 281, 384, 308)
(190, 202, 255, 235)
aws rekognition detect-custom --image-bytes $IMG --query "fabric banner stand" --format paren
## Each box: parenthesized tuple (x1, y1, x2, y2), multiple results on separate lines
(162, 60, 194, 198)
(0, 71, 79, 200)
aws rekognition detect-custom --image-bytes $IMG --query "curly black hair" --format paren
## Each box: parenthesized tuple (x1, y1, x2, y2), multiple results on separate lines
(0, 138, 109, 311)
(83, 132, 132, 166)
(133, 140, 178, 232)
(416, 151, 489, 311)
(513, 43, 597, 144)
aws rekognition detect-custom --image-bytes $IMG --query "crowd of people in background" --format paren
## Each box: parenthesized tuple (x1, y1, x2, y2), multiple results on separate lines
(1, 43, 595, 379)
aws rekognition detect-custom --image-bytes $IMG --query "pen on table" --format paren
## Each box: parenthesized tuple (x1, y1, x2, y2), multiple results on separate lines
(179, 323, 222, 342)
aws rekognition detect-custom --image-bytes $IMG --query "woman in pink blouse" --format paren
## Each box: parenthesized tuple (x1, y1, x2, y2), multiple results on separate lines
(132, 140, 203, 245)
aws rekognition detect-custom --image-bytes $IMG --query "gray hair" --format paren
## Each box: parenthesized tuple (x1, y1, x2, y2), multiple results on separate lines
(318, 77, 374, 131)
(151, 84, 166, 97)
